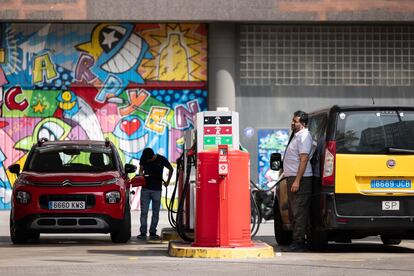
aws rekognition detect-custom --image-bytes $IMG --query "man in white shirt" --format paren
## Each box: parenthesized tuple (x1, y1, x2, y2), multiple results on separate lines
(283, 110, 313, 251)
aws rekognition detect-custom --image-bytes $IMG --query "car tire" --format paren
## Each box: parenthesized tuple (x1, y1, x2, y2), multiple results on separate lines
(110, 204, 131, 243)
(273, 200, 292, 246)
(29, 232, 40, 240)
(380, 235, 401, 245)
(308, 226, 328, 251)
(10, 216, 28, 244)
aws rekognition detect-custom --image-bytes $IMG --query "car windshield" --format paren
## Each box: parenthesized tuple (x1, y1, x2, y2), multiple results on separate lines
(27, 146, 116, 172)
(335, 110, 414, 154)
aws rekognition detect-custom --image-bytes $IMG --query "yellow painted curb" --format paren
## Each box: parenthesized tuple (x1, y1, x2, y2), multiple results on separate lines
(147, 239, 169, 244)
(161, 227, 182, 242)
(168, 241, 275, 259)
(145, 227, 186, 244)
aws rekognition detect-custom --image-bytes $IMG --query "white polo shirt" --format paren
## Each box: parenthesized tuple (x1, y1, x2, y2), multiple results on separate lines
(283, 128, 313, 177)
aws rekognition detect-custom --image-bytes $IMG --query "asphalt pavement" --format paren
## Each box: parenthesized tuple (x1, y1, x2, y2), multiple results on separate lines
(0, 210, 414, 276)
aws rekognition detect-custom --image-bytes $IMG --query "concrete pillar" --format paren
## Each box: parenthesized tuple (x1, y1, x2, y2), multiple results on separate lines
(208, 23, 236, 111)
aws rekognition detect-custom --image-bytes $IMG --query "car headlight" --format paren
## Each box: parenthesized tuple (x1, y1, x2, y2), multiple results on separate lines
(102, 178, 118, 185)
(105, 191, 121, 204)
(16, 191, 30, 204)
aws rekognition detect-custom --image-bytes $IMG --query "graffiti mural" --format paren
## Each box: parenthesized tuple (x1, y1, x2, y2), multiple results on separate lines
(257, 129, 289, 188)
(0, 23, 207, 209)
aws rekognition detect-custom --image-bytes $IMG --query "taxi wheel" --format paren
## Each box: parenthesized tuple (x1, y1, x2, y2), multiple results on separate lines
(308, 227, 328, 251)
(273, 201, 292, 245)
(380, 235, 401, 245)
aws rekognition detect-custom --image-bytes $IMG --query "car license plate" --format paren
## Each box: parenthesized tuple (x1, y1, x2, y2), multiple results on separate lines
(48, 201, 85, 210)
(382, 201, 400, 210)
(370, 179, 411, 189)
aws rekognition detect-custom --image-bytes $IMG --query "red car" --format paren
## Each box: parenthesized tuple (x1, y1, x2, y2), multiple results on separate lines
(8, 139, 136, 244)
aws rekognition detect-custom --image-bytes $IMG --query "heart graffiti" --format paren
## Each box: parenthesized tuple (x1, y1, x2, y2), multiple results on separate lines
(120, 118, 141, 136)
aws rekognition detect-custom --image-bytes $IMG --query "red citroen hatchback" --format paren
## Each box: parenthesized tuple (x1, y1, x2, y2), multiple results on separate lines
(8, 139, 136, 244)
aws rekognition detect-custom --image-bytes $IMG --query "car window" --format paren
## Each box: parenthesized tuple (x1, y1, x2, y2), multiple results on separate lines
(309, 113, 327, 142)
(336, 110, 414, 154)
(112, 146, 124, 173)
(27, 146, 116, 172)
(309, 113, 328, 177)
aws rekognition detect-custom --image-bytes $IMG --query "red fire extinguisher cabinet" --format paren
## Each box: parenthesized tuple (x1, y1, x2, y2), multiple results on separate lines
(194, 148, 252, 247)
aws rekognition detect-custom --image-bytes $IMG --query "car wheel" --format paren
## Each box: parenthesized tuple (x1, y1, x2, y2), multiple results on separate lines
(10, 216, 28, 244)
(111, 205, 131, 243)
(29, 232, 40, 240)
(380, 235, 401, 245)
(308, 226, 328, 251)
(273, 200, 292, 246)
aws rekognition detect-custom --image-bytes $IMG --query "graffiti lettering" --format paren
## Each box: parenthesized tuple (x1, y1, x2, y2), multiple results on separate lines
(0, 87, 2, 116)
(0, 48, 5, 63)
(5, 86, 28, 111)
(96, 74, 123, 103)
(32, 53, 58, 84)
(146, 106, 169, 134)
(75, 53, 97, 83)
(119, 89, 150, 116)
(0, 23, 209, 211)
(175, 99, 200, 130)
(0, 67, 8, 86)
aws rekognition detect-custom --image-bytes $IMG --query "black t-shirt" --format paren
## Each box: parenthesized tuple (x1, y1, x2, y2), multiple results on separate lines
(140, 154, 172, 191)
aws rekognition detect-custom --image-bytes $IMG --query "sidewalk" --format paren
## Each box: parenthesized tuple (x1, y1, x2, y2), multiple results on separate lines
(0, 210, 173, 237)
(0, 210, 276, 242)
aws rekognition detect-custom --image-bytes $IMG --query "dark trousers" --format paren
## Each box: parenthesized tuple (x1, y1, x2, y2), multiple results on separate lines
(287, 176, 312, 244)
(140, 188, 162, 235)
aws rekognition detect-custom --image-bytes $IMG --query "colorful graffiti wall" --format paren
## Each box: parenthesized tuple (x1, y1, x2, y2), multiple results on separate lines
(0, 23, 208, 209)
(257, 129, 289, 188)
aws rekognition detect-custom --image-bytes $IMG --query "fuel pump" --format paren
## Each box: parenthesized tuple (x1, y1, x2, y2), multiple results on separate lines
(164, 129, 197, 242)
(171, 109, 255, 247)
(175, 144, 196, 242)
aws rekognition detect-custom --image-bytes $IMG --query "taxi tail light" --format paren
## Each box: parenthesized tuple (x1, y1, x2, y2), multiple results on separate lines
(337, 218, 349, 223)
(322, 141, 336, 187)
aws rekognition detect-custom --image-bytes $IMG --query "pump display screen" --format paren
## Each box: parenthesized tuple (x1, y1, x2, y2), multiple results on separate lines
(198, 112, 239, 151)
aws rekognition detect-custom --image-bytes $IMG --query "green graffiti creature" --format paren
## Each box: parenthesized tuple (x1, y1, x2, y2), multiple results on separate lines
(15, 118, 72, 151)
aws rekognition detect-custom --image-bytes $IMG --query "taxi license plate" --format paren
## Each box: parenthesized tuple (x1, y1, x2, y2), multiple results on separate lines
(370, 179, 411, 189)
(49, 201, 85, 210)
(382, 201, 400, 210)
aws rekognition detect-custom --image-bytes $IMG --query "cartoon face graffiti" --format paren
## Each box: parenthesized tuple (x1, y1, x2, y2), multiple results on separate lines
(99, 25, 146, 74)
(113, 115, 149, 161)
(76, 23, 152, 84)
(14, 118, 72, 151)
(56, 90, 104, 141)
(56, 90, 79, 117)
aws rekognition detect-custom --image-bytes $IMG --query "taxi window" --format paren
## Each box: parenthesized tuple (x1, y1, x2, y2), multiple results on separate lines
(309, 113, 327, 142)
(335, 110, 414, 154)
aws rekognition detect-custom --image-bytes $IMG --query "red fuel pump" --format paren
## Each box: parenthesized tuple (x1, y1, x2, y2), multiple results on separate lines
(193, 145, 252, 247)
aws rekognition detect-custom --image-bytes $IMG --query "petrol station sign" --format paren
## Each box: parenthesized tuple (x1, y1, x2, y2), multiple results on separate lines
(203, 116, 232, 125)
(190, 110, 254, 249)
(196, 111, 240, 152)
(203, 126, 232, 135)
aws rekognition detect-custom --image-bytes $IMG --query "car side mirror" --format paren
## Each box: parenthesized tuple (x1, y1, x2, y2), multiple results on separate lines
(124, 164, 137, 174)
(270, 153, 282, 171)
(8, 164, 21, 176)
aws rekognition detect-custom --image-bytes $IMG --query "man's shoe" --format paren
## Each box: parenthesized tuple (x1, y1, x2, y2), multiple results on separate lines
(137, 233, 147, 240)
(149, 234, 160, 240)
(287, 242, 307, 252)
